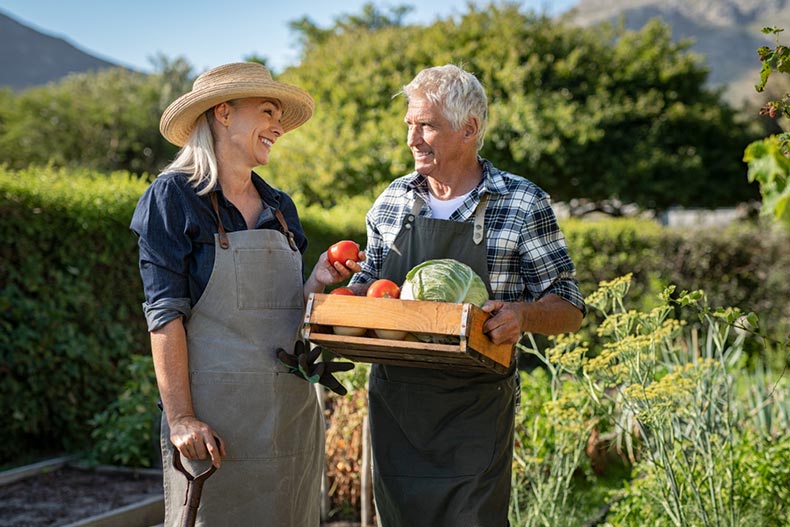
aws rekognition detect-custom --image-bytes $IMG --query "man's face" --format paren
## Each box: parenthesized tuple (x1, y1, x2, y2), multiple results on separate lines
(404, 95, 468, 178)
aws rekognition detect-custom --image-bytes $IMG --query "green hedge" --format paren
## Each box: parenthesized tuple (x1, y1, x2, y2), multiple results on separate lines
(0, 166, 369, 465)
(564, 217, 790, 337)
(3, 166, 788, 467)
(0, 166, 150, 463)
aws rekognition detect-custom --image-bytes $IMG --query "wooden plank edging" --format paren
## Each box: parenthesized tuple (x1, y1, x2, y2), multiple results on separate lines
(59, 495, 164, 527)
(0, 455, 77, 486)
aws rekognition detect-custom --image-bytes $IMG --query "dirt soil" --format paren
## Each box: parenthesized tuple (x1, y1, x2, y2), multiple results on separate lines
(0, 463, 364, 527)
(0, 465, 163, 527)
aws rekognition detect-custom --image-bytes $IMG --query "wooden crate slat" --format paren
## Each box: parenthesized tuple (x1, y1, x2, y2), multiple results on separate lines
(326, 348, 482, 368)
(304, 294, 514, 374)
(306, 295, 466, 335)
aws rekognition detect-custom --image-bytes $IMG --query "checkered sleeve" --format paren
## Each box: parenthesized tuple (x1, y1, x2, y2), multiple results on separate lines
(349, 181, 410, 286)
(350, 208, 384, 286)
(519, 192, 586, 315)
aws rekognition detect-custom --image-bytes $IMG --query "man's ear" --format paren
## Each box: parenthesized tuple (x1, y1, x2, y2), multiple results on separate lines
(463, 116, 479, 143)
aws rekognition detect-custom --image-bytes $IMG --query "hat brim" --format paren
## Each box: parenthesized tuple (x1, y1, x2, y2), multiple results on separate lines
(160, 78, 314, 147)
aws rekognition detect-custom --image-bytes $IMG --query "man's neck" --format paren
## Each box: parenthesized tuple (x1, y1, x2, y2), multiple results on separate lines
(426, 158, 482, 199)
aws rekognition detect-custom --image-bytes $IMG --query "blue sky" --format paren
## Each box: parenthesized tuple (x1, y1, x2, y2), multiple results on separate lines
(0, 0, 578, 73)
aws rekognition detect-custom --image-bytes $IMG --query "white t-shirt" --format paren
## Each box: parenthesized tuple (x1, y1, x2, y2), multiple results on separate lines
(428, 190, 472, 220)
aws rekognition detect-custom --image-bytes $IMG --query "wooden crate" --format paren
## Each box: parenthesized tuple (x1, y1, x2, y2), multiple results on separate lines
(302, 293, 515, 374)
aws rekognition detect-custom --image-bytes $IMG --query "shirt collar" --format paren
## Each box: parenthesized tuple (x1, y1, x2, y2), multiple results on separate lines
(208, 171, 282, 208)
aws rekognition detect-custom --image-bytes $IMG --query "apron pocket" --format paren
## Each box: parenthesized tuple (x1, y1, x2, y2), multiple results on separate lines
(234, 248, 303, 310)
(369, 374, 499, 478)
(190, 370, 321, 460)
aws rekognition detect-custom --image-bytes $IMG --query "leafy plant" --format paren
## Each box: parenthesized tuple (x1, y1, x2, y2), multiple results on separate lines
(744, 27, 790, 228)
(87, 354, 160, 467)
(509, 275, 790, 526)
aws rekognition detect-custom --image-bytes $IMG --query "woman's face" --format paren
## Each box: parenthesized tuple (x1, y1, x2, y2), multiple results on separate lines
(218, 97, 284, 167)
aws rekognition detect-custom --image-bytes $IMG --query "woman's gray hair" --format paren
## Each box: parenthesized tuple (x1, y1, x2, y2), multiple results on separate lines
(401, 64, 488, 151)
(161, 109, 220, 196)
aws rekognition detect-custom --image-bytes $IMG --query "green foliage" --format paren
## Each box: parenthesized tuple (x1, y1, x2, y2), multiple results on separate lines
(0, 58, 192, 175)
(0, 165, 369, 467)
(0, 4, 764, 213)
(87, 354, 160, 467)
(0, 165, 151, 463)
(744, 133, 790, 226)
(268, 5, 757, 210)
(745, 27, 790, 229)
(561, 218, 790, 343)
(756, 27, 790, 118)
(512, 276, 790, 526)
(510, 355, 602, 526)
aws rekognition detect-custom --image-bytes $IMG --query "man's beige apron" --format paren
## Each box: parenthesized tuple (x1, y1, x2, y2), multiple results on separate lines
(160, 227, 323, 527)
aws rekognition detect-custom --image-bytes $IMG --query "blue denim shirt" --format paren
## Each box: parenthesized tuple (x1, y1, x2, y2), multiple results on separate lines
(130, 171, 308, 331)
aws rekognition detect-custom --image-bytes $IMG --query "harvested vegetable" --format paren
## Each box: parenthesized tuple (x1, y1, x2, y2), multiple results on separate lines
(400, 259, 489, 306)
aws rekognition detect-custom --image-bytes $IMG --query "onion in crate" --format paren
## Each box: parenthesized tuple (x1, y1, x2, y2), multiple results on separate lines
(329, 287, 367, 336)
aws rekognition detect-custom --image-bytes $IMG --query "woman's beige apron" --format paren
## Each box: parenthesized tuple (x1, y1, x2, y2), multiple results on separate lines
(160, 223, 323, 527)
(369, 194, 517, 527)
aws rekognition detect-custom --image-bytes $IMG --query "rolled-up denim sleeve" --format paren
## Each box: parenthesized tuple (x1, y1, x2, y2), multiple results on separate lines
(130, 177, 195, 330)
(142, 297, 191, 331)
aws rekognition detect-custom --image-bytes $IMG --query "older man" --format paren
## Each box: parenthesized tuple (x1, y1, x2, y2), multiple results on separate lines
(350, 64, 585, 527)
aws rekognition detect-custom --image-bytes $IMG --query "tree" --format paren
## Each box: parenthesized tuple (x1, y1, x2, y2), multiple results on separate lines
(0, 57, 193, 176)
(270, 4, 759, 212)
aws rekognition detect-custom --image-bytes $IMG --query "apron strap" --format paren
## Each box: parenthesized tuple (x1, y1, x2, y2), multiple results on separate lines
(274, 209, 298, 251)
(472, 193, 489, 245)
(410, 192, 489, 245)
(209, 193, 297, 252)
(209, 193, 230, 250)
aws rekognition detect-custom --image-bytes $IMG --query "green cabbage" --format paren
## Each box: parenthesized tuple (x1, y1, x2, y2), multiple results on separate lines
(400, 258, 489, 306)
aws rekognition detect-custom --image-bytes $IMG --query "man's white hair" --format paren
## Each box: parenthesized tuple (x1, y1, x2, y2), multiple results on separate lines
(401, 64, 488, 151)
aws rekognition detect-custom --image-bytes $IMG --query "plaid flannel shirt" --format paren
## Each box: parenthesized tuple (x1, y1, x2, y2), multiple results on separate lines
(350, 158, 586, 315)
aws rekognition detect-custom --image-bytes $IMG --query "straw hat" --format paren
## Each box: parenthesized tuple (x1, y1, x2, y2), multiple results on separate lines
(160, 62, 314, 147)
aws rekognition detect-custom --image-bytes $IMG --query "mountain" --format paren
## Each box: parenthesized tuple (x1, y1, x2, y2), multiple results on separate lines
(2, 2, 788, 104)
(0, 10, 122, 91)
(563, 0, 790, 105)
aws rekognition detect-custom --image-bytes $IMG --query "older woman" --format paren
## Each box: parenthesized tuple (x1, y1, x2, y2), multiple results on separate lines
(131, 62, 357, 526)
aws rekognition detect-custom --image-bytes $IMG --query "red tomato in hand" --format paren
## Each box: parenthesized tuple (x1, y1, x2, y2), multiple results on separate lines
(327, 240, 360, 267)
(330, 287, 356, 296)
(366, 279, 401, 299)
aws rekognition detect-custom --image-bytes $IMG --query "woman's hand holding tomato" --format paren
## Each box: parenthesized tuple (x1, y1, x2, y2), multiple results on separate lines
(328, 240, 363, 268)
(313, 241, 365, 288)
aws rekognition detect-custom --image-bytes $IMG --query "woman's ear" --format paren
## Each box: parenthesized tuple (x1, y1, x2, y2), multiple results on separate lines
(213, 102, 231, 126)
